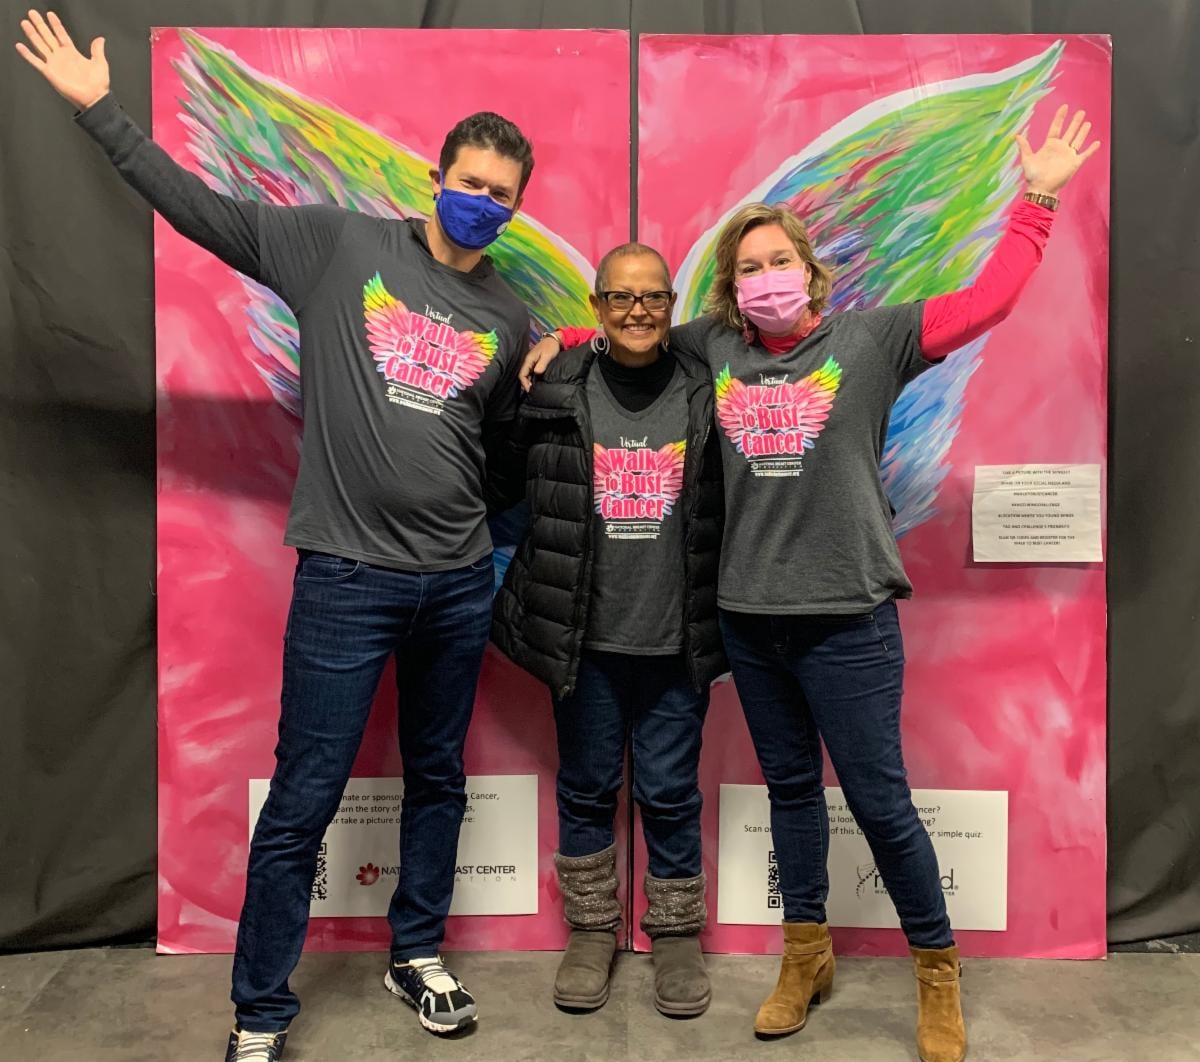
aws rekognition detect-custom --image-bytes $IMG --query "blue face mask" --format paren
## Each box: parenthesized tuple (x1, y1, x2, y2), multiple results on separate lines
(435, 172, 515, 250)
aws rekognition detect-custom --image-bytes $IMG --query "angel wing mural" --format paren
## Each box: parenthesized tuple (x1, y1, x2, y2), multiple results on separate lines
(171, 31, 1062, 570)
(169, 29, 602, 583)
(173, 29, 599, 406)
(674, 42, 1063, 535)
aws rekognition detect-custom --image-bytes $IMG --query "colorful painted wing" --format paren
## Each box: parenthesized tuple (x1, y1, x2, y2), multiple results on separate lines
(675, 43, 1063, 533)
(171, 29, 597, 418)
(885, 335, 984, 536)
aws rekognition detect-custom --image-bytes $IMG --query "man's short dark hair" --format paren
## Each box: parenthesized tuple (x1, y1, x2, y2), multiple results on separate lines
(439, 112, 535, 194)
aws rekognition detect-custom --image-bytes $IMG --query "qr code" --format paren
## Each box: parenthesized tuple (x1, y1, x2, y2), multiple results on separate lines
(767, 850, 782, 909)
(311, 842, 328, 902)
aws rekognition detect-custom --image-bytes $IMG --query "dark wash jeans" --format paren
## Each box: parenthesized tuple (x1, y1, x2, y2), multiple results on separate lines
(553, 650, 709, 879)
(719, 599, 952, 949)
(232, 549, 493, 1031)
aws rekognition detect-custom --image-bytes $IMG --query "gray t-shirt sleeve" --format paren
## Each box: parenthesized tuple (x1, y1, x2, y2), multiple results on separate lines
(667, 316, 715, 369)
(483, 316, 527, 428)
(856, 302, 929, 384)
(76, 93, 346, 311)
(256, 205, 348, 311)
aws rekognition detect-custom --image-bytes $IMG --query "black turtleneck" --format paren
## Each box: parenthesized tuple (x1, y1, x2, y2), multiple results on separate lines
(596, 346, 676, 413)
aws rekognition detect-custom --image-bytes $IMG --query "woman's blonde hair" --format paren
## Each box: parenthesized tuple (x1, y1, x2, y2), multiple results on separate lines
(703, 203, 834, 332)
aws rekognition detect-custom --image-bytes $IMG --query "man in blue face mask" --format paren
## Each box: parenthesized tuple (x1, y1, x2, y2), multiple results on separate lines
(17, 11, 543, 1056)
(428, 116, 525, 253)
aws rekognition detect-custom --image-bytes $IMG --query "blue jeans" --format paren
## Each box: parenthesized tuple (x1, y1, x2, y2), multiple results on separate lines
(719, 600, 952, 949)
(232, 549, 494, 1031)
(553, 650, 709, 879)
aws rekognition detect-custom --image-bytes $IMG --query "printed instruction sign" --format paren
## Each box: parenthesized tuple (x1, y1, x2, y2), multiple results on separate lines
(249, 775, 539, 917)
(972, 464, 1102, 562)
(717, 784, 1008, 931)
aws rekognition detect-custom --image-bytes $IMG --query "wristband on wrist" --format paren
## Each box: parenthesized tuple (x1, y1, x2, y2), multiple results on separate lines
(1024, 190, 1060, 211)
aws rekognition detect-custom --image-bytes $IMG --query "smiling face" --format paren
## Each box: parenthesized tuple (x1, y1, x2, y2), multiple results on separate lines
(590, 251, 676, 361)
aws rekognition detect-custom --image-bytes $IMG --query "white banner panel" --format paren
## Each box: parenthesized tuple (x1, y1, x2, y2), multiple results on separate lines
(718, 784, 1008, 931)
(249, 775, 539, 917)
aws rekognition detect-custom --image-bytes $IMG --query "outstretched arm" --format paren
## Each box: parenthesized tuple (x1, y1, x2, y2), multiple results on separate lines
(921, 103, 1100, 361)
(16, 10, 343, 305)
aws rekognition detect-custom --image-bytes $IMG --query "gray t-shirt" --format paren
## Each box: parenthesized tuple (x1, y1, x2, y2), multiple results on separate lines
(674, 305, 929, 613)
(273, 215, 529, 570)
(584, 363, 690, 653)
(76, 95, 529, 573)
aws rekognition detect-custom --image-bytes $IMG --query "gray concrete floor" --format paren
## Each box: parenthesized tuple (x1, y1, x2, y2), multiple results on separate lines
(1, 948, 1198, 1061)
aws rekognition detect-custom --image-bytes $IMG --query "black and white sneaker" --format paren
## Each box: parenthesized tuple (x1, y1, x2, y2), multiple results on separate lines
(385, 955, 478, 1034)
(224, 1027, 287, 1061)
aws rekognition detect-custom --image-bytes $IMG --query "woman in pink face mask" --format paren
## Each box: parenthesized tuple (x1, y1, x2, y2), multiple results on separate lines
(719, 211, 827, 349)
(525, 104, 1099, 1062)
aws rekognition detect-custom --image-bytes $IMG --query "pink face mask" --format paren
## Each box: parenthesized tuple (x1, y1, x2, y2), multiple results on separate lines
(736, 268, 811, 334)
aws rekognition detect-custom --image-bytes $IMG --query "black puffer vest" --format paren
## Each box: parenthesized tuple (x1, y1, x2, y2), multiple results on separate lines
(492, 345, 726, 696)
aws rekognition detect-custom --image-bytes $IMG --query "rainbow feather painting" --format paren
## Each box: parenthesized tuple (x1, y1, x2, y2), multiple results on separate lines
(169, 29, 599, 418)
(171, 28, 1063, 538)
(672, 42, 1063, 535)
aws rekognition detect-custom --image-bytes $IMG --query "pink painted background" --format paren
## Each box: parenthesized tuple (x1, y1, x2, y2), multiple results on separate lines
(155, 29, 1109, 961)
(152, 28, 631, 955)
(634, 34, 1110, 958)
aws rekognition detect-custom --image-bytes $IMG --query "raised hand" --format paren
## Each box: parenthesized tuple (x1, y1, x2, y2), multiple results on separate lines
(1015, 104, 1101, 197)
(16, 9, 109, 111)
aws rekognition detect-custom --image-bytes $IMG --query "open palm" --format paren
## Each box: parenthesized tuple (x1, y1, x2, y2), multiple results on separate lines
(1015, 104, 1101, 196)
(16, 10, 108, 111)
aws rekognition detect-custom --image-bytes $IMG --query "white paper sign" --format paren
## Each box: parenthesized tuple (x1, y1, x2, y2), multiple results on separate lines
(249, 775, 538, 917)
(717, 784, 1008, 931)
(972, 463, 1102, 562)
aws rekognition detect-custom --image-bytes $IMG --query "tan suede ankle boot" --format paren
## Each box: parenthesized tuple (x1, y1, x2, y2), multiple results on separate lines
(912, 944, 967, 1062)
(753, 921, 835, 1037)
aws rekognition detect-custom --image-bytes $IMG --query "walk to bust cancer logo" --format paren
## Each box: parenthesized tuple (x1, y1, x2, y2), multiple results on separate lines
(715, 358, 843, 474)
(593, 440, 686, 540)
(362, 272, 499, 415)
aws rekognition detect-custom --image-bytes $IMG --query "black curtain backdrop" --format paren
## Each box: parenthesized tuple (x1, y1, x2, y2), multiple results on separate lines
(2, 0, 1197, 950)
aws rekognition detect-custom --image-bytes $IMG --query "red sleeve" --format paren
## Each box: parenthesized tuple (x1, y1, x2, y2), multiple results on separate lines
(557, 325, 597, 348)
(919, 199, 1055, 361)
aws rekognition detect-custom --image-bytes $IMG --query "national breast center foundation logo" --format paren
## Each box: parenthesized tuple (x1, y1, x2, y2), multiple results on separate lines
(356, 861, 400, 886)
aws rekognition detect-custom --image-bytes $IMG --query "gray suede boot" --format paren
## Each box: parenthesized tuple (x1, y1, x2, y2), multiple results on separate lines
(642, 872, 710, 1017)
(553, 845, 621, 1010)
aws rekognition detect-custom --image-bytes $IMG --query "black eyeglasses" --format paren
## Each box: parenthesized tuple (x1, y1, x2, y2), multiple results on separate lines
(599, 290, 673, 313)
